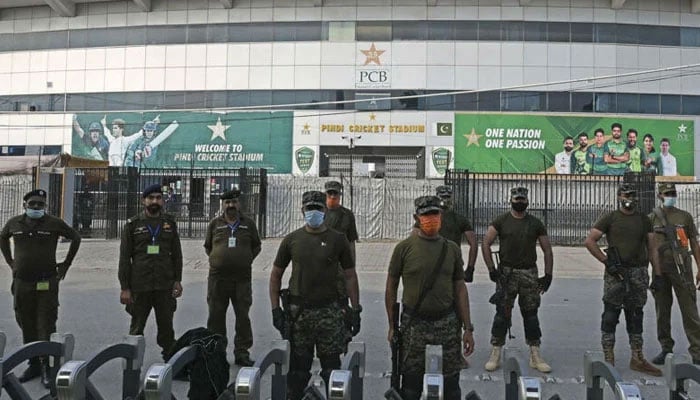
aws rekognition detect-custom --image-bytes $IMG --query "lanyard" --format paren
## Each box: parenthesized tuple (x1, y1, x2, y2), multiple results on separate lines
(146, 224, 161, 244)
(227, 220, 240, 236)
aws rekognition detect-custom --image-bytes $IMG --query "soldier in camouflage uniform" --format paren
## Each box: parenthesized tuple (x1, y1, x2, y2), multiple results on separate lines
(584, 183, 663, 376)
(649, 183, 700, 365)
(385, 196, 475, 400)
(482, 187, 554, 373)
(269, 191, 361, 400)
(435, 185, 478, 282)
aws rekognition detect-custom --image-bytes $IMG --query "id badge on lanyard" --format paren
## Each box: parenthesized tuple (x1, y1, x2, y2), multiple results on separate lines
(146, 224, 161, 254)
(228, 221, 240, 248)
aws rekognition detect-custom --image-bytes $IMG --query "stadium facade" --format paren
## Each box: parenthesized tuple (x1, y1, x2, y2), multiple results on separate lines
(0, 0, 699, 178)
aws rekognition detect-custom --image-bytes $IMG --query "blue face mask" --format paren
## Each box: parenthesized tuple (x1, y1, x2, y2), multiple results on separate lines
(26, 209, 45, 219)
(304, 210, 325, 228)
(664, 197, 677, 208)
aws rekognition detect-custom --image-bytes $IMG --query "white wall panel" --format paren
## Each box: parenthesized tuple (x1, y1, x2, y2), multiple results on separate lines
(0, 54, 11, 74)
(594, 44, 616, 68)
(143, 68, 165, 91)
(357, 6, 391, 19)
(616, 46, 638, 69)
(227, 44, 251, 66)
(144, 46, 166, 68)
(454, 6, 478, 19)
(523, 43, 547, 66)
(251, 7, 274, 22)
(295, 43, 321, 66)
(271, 66, 295, 88)
(638, 46, 660, 69)
(427, 43, 455, 66)
(248, 66, 272, 89)
(478, 65, 500, 89)
(124, 47, 145, 69)
(593, 7, 615, 23)
(272, 43, 296, 65)
(0, 73, 12, 93)
(167, 10, 188, 24)
(500, 66, 523, 88)
(392, 42, 426, 65)
(249, 43, 273, 66)
(501, 6, 524, 20)
(426, 66, 455, 89)
(205, 66, 227, 90)
(186, 44, 207, 67)
(187, 9, 208, 24)
(226, 66, 250, 89)
(185, 66, 206, 90)
(273, 7, 296, 22)
(319, 65, 354, 88)
(321, 43, 355, 66)
(322, 7, 356, 20)
(65, 70, 86, 92)
(455, 42, 478, 66)
(104, 69, 125, 91)
(11, 52, 30, 74)
(294, 66, 321, 88)
(454, 66, 478, 89)
(478, 43, 501, 66)
(46, 70, 65, 92)
(206, 44, 229, 67)
(427, 6, 456, 20)
(122, 68, 144, 91)
(500, 43, 523, 66)
(569, 7, 593, 22)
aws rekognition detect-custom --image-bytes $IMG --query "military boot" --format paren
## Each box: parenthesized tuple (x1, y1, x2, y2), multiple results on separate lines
(630, 348, 662, 377)
(651, 350, 671, 365)
(484, 346, 502, 371)
(529, 346, 552, 373)
(603, 346, 615, 366)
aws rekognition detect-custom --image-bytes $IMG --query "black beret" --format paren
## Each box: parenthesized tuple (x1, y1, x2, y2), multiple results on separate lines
(302, 191, 326, 207)
(324, 181, 343, 192)
(142, 184, 163, 198)
(221, 189, 241, 200)
(414, 195, 442, 215)
(24, 189, 47, 201)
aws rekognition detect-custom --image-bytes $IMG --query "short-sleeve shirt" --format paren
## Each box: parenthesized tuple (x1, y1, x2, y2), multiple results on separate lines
(587, 145, 608, 174)
(593, 210, 652, 266)
(0, 214, 81, 281)
(603, 140, 629, 173)
(274, 227, 354, 303)
(324, 206, 359, 242)
(571, 148, 590, 174)
(627, 145, 642, 172)
(388, 236, 463, 314)
(648, 207, 698, 265)
(491, 212, 547, 268)
(439, 209, 473, 245)
(204, 214, 261, 280)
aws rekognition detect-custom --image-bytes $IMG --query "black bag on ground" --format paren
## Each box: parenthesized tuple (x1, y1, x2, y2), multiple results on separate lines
(169, 327, 230, 400)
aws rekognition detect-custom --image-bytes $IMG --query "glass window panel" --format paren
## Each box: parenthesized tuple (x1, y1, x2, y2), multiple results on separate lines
(454, 93, 477, 110)
(646, 25, 680, 46)
(617, 93, 639, 113)
(523, 92, 546, 111)
(524, 21, 547, 42)
(571, 22, 593, 42)
(593, 23, 616, 43)
(356, 21, 391, 41)
(682, 95, 700, 115)
(272, 90, 295, 106)
(503, 21, 523, 41)
(81, 93, 105, 111)
(478, 91, 500, 111)
(478, 21, 501, 41)
(594, 93, 617, 113)
(428, 21, 454, 40)
(296, 22, 323, 41)
(249, 91, 272, 107)
(184, 92, 206, 108)
(249, 23, 274, 42)
(188, 24, 207, 43)
(228, 24, 251, 42)
(207, 24, 228, 43)
(425, 92, 453, 110)
(393, 21, 427, 40)
(391, 90, 424, 110)
(103, 93, 125, 111)
(162, 91, 185, 109)
(68, 29, 88, 48)
(329, 21, 355, 42)
(616, 24, 638, 45)
(121, 93, 147, 110)
(147, 25, 185, 45)
(65, 94, 86, 111)
(144, 92, 164, 109)
(227, 91, 250, 108)
(47, 93, 65, 112)
(547, 92, 569, 112)
(295, 90, 323, 109)
(454, 21, 477, 40)
(126, 27, 146, 46)
(0, 34, 13, 51)
(571, 92, 593, 112)
(501, 91, 524, 111)
(660, 95, 681, 114)
(206, 91, 228, 109)
(97, 27, 125, 47)
(681, 27, 700, 47)
(274, 22, 296, 41)
(547, 22, 570, 42)
(639, 94, 659, 114)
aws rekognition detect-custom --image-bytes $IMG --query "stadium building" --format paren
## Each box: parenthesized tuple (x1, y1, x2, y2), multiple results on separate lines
(0, 0, 699, 178)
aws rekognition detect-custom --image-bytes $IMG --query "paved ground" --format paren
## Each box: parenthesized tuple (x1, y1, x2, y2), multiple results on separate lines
(1, 238, 700, 399)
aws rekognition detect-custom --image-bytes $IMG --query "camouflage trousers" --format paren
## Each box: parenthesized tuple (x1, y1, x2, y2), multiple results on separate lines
(400, 311, 463, 376)
(490, 267, 542, 346)
(601, 266, 649, 350)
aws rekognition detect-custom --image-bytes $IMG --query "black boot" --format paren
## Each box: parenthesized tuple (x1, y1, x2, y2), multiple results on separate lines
(40, 363, 51, 388)
(235, 354, 255, 367)
(651, 350, 671, 365)
(17, 363, 41, 383)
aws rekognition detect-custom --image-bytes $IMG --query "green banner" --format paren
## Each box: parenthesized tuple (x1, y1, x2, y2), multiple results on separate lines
(72, 111, 293, 172)
(454, 113, 694, 176)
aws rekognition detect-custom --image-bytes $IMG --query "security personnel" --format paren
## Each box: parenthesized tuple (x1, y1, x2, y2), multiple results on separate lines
(324, 180, 360, 347)
(118, 184, 183, 360)
(584, 184, 663, 375)
(385, 195, 474, 400)
(269, 191, 361, 400)
(0, 189, 81, 387)
(482, 187, 553, 373)
(435, 185, 478, 282)
(649, 183, 700, 365)
(204, 189, 261, 366)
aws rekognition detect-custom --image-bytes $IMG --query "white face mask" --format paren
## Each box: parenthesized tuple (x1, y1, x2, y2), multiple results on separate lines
(663, 197, 677, 208)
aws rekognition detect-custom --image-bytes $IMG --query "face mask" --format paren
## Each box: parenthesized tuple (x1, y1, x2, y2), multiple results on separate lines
(564, 146, 574, 152)
(511, 202, 528, 212)
(326, 197, 340, 209)
(418, 214, 441, 236)
(620, 199, 637, 211)
(25, 209, 45, 219)
(439, 199, 452, 210)
(663, 197, 677, 208)
(146, 204, 161, 214)
(304, 210, 325, 228)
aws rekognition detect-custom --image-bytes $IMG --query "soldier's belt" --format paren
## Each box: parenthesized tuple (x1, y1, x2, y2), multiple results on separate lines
(289, 296, 339, 309)
(502, 264, 537, 271)
(402, 304, 455, 321)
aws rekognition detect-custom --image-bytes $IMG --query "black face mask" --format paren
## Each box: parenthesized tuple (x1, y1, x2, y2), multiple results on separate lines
(146, 204, 161, 214)
(564, 146, 574, 152)
(511, 202, 528, 212)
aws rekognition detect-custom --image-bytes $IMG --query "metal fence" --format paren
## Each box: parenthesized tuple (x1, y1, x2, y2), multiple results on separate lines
(0, 174, 33, 228)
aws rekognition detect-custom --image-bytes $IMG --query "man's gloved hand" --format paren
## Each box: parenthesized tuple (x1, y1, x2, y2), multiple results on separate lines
(272, 307, 286, 335)
(57, 262, 70, 280)
(489, 269, 502, 283)
(351, 306, 362, 336)
(464, 265, 475, 282)
(650, 274, 666, 293)
(604, 258, 622, 277)
(538, 274, 553, 293)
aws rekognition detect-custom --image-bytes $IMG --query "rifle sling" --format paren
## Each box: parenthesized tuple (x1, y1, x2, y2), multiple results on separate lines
(402, 239, 448, 330)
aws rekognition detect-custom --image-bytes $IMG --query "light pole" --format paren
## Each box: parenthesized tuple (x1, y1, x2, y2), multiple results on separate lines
(341, 135, 361, 210)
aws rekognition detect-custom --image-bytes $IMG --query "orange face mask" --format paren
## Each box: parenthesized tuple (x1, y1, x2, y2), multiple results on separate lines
(418, 214, 441, 236)
(326, 197, 340, 209)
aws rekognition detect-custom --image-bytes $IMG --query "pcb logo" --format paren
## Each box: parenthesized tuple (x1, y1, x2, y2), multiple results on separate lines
(432, 148, 451, 175)
(295, 147, 315, 174)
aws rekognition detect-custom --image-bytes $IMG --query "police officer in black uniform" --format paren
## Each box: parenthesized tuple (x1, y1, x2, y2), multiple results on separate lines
(1, 189, 81, 387)
(118, 184, 183, 360)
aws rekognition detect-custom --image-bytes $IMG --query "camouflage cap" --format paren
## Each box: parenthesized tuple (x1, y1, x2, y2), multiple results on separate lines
(510, 186, 528, 200)
(617, 183, 637, 197)
(23, 189, 47, 201)
(324, 180, 343, 193)
(435, 185, 453, 198)
(658, 182, 676, 194)
(302, 190, 326, 208)
(414, 195, 442, 215)
(220, 189, 241, 200)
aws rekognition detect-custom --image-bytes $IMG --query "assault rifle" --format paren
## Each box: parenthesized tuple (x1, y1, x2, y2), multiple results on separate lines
(279, 288, 293, 340)
(385, 302, 403, 399)
(653, 208, 691, 288)
(604, 247, 629, 297)
(488, 251, 514, 340)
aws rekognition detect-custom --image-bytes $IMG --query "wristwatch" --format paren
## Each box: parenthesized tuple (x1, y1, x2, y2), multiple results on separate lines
(464, 322, 474, 332)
